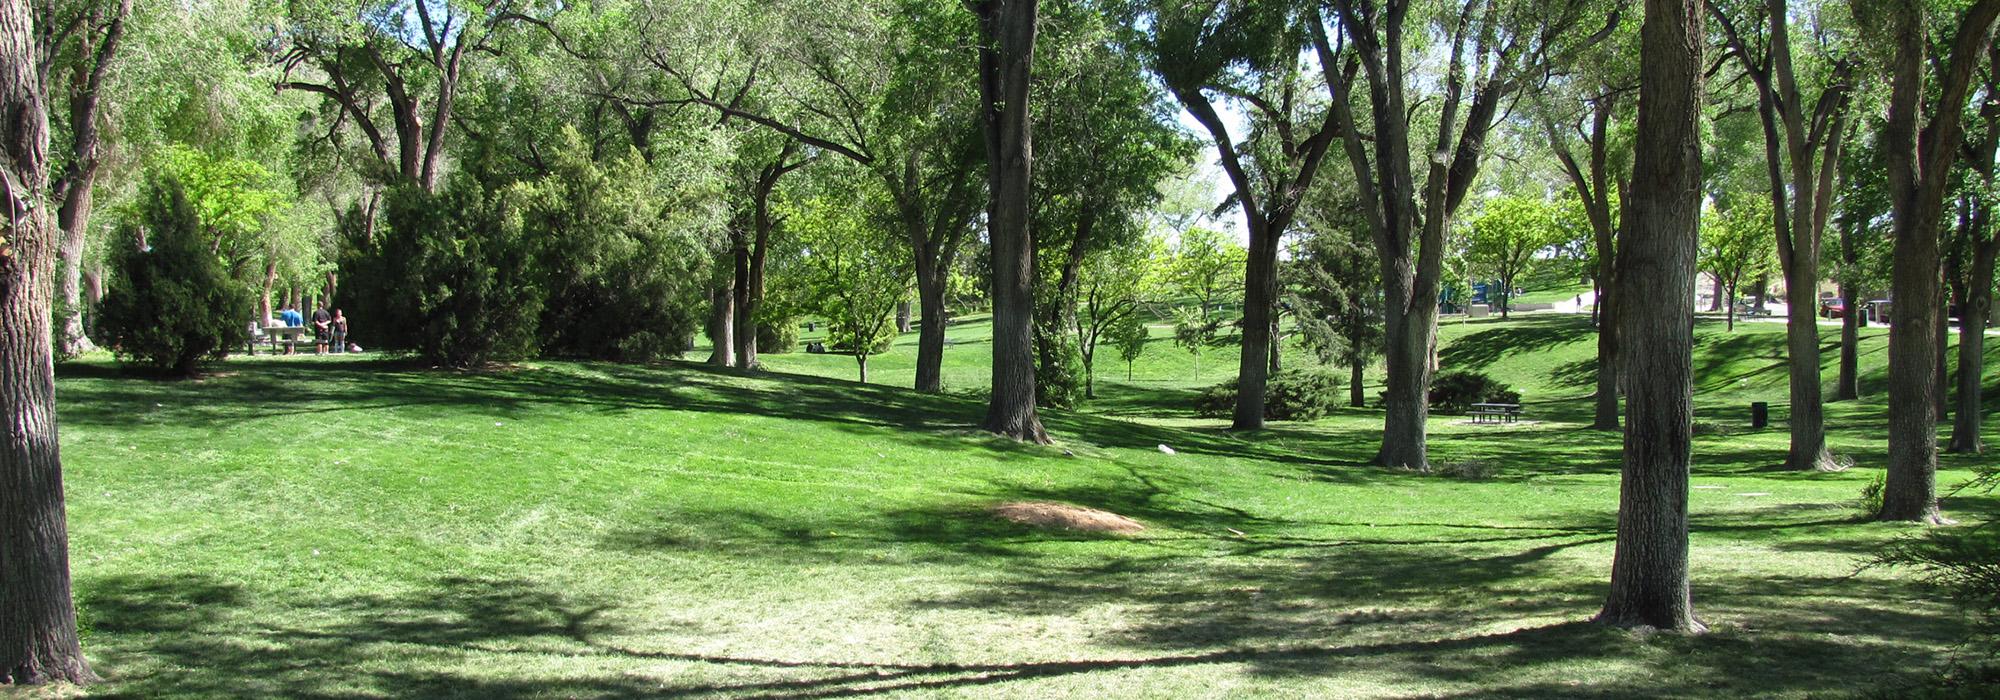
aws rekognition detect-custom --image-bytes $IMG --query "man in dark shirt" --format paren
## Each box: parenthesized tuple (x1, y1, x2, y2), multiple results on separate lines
(312, 305, 333, 354)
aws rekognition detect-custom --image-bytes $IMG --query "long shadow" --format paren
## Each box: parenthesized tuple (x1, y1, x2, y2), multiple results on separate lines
(1436, 316, 1595, 370)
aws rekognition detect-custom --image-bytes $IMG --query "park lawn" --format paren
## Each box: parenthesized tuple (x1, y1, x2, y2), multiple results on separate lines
(42, 313, 2000, 698)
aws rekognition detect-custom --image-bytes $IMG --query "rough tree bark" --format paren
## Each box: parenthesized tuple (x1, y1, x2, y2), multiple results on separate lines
(706, 284, 734, 367)
(1549, 95, 1628, 430)
(1599, 0, 1703, 633)
(1873, 0, 2000, 523)
(1, 0, 96, 683)
(971, 0, 1048, 443)
(731, 142, 807, 370)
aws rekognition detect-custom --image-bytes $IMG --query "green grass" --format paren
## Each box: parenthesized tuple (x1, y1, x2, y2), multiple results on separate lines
(46, 312, 1999, 698)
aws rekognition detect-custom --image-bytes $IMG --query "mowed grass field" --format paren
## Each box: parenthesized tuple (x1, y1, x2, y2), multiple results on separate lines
(40, 311, 2000, 698)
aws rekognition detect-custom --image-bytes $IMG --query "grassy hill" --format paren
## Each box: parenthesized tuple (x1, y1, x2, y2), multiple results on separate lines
(48, 312, 1998, 697)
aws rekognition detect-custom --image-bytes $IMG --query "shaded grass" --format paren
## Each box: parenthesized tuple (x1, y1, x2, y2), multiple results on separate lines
(48, 311, 2000, 698)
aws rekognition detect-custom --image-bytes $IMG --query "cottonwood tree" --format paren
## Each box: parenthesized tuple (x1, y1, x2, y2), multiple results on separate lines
(0, 0, 95, 684)
(1539, 29, 1635, 429)
(1030, 2, 1189, 407)
(1143, 0, 1343, 431)
(280, 0, 523, 192)
(969, 0, 1049, 442)
(1830, 125, 1891, 401)
(1862, 0, 2000, 523)
(1320, 0, 1617, 468)
(1599, 0, 1704, 634)
(1942, 59, 2000, 454)
(43, 0, 129, 356)
(627, 0, 986, 394)
(1709, 0, 1855, 471)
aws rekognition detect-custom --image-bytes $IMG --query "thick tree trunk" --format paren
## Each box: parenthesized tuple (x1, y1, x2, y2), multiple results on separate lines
(1948, 244, 1994, 453)
(1349, 356, 1366, 408)
(1872, 0, 2000, 523)
(53, 183, 94, 355)
(1233, 224, 1279, 430)
(896, 300, 912, 334)
(1377, 275, 1435, 469)
(1934, 288, 1950, 420)
(1599, 0, 1704, 634)
(1782, 265, 1835, 470)
(1750, 274, 1768, 314)
(914, 263, 947, 393)
(0, 0, 95, 680)
(706, 284, 734, 367)
(1837, 280, 1860, 400)
(973, 0, 1047, 444)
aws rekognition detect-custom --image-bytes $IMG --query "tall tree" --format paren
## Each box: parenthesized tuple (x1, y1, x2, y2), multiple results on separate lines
(631, 0, 986, 394)
(1321, 0, 1616, 468)
(1865, 0, 2000, 523)
(1146, 0, 1341, 431)
(729, 137, 810, 369)
(1944, 51, 2000, 454)
(280, 0, 521, 192)
(1599, 0, 1704, 633)
(1709, 0, 1854, 471)
(970, 0, 1049, 443)
(0, 0, 95, 684)
(1542, 64, 1635, 430)
(46, 0, 129, 356)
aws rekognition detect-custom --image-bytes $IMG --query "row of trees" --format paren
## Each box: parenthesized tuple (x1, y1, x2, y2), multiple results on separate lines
(3, 0, 1999, 682)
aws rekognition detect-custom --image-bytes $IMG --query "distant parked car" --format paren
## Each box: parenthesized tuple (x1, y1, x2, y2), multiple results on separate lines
(1820, 298, 1847, 319)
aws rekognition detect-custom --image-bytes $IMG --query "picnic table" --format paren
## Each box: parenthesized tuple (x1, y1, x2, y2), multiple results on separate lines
(1470, 402, 1523, 424)
(250, 325, 311, 354)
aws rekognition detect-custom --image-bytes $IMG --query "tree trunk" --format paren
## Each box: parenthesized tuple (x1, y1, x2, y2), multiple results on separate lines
(1599, 0, 1704, 634)
(1750, 274, 1768, 314)
(1349, 356, 1366, 408)
(732, 240, 757, 369)
(1934, 287, 1950, 420)
(1782, 264, 1834, 470)
(706, 284, 734, 367)
(920, 246, 952, 392)
(0, 0, 96, 680)
(1872, 0, 2000, 523)
(1837, 280, 1860, 400)
(260, 257, 278, 323)
(973, 0, 1047, 444)
(1594, 287, 1621, 429)
(1377, 280, 1435, 469)
(896, 300, 912, 334)
(53, 183, 94, 355)
(857, 354, 868, 384)
(914, 265, 947, 393)
(1233, 223, 1279, 430)
(1948, 242, 1994, 453)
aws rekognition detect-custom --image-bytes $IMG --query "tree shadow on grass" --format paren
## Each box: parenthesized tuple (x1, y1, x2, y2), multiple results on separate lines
(1436, 316, 1596, 371)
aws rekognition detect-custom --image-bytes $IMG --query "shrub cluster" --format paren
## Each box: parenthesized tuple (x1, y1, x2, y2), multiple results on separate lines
(1197, 369, 1342, 421)
(1428, 370, 1522, 415)
(95, 178, 253, 375)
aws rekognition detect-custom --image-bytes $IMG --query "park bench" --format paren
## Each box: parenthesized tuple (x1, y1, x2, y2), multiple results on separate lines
(1469, 402, 1523, 424)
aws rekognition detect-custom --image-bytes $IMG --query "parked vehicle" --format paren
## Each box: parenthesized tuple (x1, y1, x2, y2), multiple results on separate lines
(1820, 298, 1846, 319)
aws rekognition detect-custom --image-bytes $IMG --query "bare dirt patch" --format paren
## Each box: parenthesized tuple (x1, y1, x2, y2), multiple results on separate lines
(988, 501, 1145, 534)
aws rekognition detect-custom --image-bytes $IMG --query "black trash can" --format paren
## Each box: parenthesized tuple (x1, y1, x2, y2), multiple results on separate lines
(1750, 401, 1770, 429)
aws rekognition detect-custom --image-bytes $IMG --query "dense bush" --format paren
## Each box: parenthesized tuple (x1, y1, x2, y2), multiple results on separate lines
(371, 177, 546, 367)
(95, 178, 253, 375)
(516, 133, 714, 361)
(1428, 370, 1522, 415)
(1196, 369, 1341, 421)
(755, 316, 799, 354)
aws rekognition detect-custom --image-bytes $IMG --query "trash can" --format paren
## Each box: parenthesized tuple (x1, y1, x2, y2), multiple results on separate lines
(1750, 402, 1769, 429)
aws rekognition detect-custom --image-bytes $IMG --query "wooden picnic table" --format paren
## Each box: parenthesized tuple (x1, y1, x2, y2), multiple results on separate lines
(1470, 402, 1523, 423)
(254, 325, 311, 354)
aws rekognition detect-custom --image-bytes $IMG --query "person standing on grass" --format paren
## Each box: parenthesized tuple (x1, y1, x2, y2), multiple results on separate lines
(331, 309, 348, 353)
(311, 304, 332, 354)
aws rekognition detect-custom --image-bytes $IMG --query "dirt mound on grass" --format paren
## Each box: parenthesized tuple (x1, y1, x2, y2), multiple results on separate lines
(989, 501, 1145, 534)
